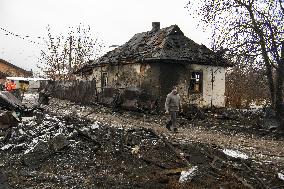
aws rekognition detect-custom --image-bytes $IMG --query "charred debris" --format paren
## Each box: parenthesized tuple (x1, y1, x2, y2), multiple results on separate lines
(0, 90, 283, 188)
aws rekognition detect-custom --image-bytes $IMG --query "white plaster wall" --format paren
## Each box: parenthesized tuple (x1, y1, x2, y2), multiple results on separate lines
(75, 74, 93, 82)
(74, 68, 102, 89)
(82, 63, 149, 93)
(75, 63, 227, 108)
(190, 64, 226, 107)
(91, 67, 104, 92)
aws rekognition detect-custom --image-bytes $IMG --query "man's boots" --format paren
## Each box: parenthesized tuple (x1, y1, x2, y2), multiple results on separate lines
(166, 120, 172, 131)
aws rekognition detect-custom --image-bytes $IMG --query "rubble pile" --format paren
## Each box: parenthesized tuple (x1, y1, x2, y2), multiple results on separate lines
(0, 91, 25, 112)
(0, 92, 36, 130)
(1, 110, 284, 189)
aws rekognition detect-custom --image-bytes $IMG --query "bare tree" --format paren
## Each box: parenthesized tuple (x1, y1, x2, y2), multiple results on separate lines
(186, 0, 284, 123)
(225, 57, 269, 108)
(38, 24, 103, 80)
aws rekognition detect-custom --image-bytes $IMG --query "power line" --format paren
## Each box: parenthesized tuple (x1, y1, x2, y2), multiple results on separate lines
(0, 27, 44, 45)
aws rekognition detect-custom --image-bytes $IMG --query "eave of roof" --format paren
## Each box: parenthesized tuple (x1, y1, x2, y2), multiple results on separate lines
(0, 59, 33, 75)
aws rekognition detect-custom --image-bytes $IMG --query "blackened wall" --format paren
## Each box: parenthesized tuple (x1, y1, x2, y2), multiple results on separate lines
(76, 62, 227, 109)
(158, 62, 187, 107)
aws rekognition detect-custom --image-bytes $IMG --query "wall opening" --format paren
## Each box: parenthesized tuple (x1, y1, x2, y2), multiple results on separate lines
(189, 71, 202, 94)
(101, 72, 108, 88)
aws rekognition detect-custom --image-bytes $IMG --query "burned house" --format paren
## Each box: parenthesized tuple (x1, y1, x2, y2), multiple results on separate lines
(75, 22, 230, 109)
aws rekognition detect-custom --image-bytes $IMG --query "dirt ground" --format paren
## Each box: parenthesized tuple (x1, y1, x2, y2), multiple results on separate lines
(46, 98, 284, 164)
(1, 94, 284, 189)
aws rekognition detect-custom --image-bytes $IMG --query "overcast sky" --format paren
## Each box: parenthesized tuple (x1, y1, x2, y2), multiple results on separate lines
(0, 0, 211, 73)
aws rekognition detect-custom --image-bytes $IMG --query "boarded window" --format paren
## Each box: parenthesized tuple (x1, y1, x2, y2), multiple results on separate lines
(189, 71, 202, 93)
(101, 72, 108, 88)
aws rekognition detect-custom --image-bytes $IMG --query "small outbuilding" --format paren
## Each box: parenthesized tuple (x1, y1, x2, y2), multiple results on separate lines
(0, 59, 33, 84)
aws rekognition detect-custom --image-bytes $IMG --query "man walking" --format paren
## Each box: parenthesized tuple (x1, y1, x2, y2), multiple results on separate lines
(165, 86, 182, 133)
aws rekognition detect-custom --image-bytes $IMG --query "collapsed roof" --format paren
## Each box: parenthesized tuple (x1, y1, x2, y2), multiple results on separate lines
(99, 23, 229, 66)
(75, 23, 230, 74)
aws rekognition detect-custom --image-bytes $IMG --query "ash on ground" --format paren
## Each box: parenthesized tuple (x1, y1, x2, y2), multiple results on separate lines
(0, 94, 284, 189)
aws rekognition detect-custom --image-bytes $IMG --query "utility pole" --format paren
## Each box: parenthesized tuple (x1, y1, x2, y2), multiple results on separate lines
(210, 68, 220, 109)
(69, 36, 72, 73)
(211, 69, 214, 109)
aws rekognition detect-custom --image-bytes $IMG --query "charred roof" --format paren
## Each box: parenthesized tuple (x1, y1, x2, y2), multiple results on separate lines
(75, 23, 230, 74)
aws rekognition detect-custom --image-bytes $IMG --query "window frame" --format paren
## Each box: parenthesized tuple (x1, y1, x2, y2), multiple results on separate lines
(188, 71, 203, 94)
(101, 72, 108, 88)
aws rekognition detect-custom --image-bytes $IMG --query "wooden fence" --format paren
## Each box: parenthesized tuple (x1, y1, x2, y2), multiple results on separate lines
(52, 80, 97, 104)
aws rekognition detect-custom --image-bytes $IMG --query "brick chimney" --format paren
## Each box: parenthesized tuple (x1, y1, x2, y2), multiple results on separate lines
(152, 22, 160, 32)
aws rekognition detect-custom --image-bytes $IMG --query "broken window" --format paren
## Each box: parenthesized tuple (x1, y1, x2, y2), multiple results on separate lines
(101, 72, 108, 88)
(189, 71, 202, 93)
